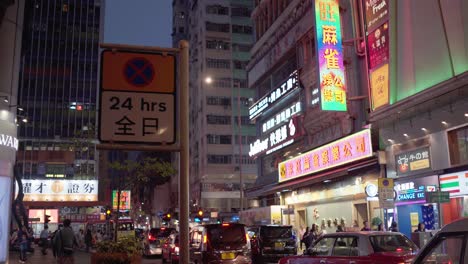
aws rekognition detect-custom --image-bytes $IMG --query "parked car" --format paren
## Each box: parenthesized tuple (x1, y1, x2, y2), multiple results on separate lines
(278, 231, 418, 264)
(189, 223, 251, 264)
(162, 233, 179, 263)
(143, 227, 176, 257)
(248, 225, 297, 263)
(412, 217, 468, 264)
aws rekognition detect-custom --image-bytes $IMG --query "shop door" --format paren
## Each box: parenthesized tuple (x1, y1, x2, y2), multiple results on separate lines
(297, 210, 306, 230)
(354, 203, 368, 227)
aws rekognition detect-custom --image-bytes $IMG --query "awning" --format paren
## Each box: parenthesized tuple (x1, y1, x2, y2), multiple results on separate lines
(245, 158, 378, 198)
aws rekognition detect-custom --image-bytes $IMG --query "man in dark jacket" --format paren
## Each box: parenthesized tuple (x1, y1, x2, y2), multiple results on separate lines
(53, 219, 78, 264)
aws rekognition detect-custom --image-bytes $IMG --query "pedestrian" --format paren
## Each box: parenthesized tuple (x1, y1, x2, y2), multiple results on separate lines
(53, 219, 78, 264)
(336, 225, 344, 232)
(361, 220, 371, 231)
(40, 225, 50, 255)
(308, 224, 320, 248)
(18, 227, 28, 263)
(301, 226, 310, 250)
(84, 229, 93, 252)
(390, 221, 399, 232)
(415, 222, 426, 232)
(377, 223, 385, 231)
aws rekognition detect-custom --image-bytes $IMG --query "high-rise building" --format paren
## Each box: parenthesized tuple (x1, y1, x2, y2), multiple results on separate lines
(15, 0, 102, 230)
(174, 0, 257, 215)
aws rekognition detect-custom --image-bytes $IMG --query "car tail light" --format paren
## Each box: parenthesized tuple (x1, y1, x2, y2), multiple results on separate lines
(396, 248, 403, 252)
(222, 223, 230, 227)
(148, 234, 154, 240)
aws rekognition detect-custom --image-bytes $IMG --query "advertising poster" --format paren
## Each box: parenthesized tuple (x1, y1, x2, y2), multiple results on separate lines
(370, 63, 389, 110)
(0, 177, 12, 262)
(112, 190, 131, 210)
(367, 22, 389, 69)
(364, 0, 389, 32)
(314, 0, 347, 111)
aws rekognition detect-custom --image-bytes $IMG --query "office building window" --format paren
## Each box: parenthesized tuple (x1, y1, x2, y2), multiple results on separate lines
(207, 96, 231, 106)
(206, 5, 229, 15)
(207, 155, 232, 164)
(207, 135, 232, 144)
(233, 60, 248, 70)
(232, 44, 251, 52)
(231, 6, 251, 17)
(207, 115, 231, 125)
(206, 22, 230, 32)
(206, 58, 231, 69)
(206, 40, 230, 50)
(232, 25, 252, 34)
(448, 125, 468, 165)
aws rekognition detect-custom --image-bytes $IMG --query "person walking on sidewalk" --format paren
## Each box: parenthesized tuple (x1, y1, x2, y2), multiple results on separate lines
(18, 227, 28, 263)
(53, 219, 78, 264)
(84, 229, 93, 252)
(40, 225, 50, 255)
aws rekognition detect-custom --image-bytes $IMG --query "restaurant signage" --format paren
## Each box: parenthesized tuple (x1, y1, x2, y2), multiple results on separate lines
(279, 129, 372, 182)
(395, 147, 431, 176)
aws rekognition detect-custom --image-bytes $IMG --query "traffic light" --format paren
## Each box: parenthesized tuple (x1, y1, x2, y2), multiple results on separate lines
(162, 213, 171, 222)
(198, 210, 203, 217)
(106, 209, 112, 220)
(45, 215, 51, 224)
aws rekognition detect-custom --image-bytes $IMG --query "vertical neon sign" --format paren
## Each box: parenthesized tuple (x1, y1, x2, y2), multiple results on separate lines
(315, 0, 347, 111)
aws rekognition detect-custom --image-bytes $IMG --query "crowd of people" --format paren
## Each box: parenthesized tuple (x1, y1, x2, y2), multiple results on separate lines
(9, 220, 112, 263)
(298, 219, 425, 252)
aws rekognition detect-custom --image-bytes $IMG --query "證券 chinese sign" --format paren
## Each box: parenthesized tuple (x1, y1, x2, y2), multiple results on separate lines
(279, 129, 372, 182)
(99, 50, 176, 144)
(314, 0, 347, 111)
(395, 147, 431, 176)
(21, 180, 98, 202)
(112, 190, 131, 210)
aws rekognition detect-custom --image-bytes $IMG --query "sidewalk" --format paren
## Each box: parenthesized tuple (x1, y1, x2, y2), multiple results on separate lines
(8, 249, 91, 264)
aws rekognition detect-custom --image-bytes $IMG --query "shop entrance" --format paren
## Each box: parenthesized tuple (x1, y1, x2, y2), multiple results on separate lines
(354, 203, 368, 227)
(297, 209, 306, 230)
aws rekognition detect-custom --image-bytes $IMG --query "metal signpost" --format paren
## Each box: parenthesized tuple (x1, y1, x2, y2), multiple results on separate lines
(98, 41, 190, 263)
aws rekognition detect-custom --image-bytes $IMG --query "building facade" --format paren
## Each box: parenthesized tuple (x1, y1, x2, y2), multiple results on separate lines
(369, 0, 468, 238)
(15, 0, 103, 234)
(179, 0, 257, 215)
(0, 0, 24, 261)
(246, 0, 380, 232)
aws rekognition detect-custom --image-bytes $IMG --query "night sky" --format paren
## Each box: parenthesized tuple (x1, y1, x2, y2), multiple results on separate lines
(104, 0, 172, 47)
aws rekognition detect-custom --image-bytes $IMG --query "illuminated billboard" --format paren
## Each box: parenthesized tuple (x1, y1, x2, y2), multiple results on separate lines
(112, 190, 131, 210)
(314, 0, 347, 111)
(21, 179, 98, 202)
(279, 129, 373, 182)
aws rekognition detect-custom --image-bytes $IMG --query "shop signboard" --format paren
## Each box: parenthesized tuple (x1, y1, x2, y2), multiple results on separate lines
(261, 101, 302, 134)
(364, 0, 388, 32)
(21, 179, 98, 202)
(249, 115, 304, 157)
(425, 191, 450, 204)
(370, 63, 389, 110)
(394, 176, 438, 204)
(440, 170, 468, 196)
(395, 147, 431, 176)
(367, 22, 389, 69)
(378, 178, 394, 200)
(0, 133, 18, 151)
(249, 71, 299, 120)
(112, 190, 131, 210)
(314, 0, 347, 111)
(279, 129, 372, 182)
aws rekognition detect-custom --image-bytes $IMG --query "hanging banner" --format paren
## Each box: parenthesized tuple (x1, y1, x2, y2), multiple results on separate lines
(112, 190, 131, 210)
(367, 22, 389, 69)
(364, 0, 389, 32)
(314, 0, 347, 111)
